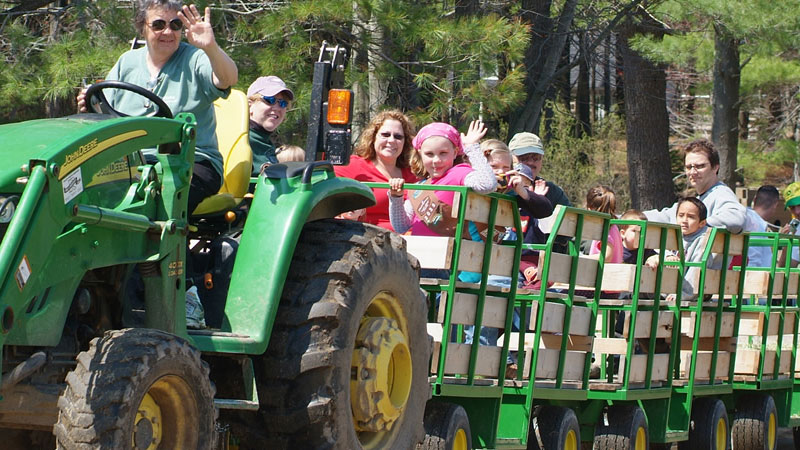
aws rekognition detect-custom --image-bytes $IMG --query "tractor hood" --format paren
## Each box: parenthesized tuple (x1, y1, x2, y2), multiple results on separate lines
(0, 114, 186, 193)
(0, 115, 112, 191)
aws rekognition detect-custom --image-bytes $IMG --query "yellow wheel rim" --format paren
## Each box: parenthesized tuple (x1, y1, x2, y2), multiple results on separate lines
(351, 291, 412, 449)
(715, 416, 726, 450)
(453, 428, 468, 450)
(132, 375, 198, 450)
(768, 411, 776, 450)
(134, 393, 162, 450)
(565, 429, 578, 450)
(634, 426, 647, 450)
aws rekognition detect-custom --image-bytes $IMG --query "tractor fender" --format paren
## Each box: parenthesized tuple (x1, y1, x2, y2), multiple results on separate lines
(190, 167, 375, 355)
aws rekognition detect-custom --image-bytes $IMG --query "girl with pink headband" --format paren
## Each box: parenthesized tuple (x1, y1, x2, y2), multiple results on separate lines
(387, 119, 497, 236)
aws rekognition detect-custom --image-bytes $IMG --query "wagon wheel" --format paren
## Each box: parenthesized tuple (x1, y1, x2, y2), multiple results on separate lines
(732, 394, 777, 450)
(529, 406, 580, 450)
(593, 405, 648, 450)
(679, 397, 729, 450)
(418, 401, 472, 450)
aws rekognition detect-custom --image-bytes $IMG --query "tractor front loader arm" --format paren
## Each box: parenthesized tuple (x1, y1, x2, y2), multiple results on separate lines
(0, 114, 196, 383)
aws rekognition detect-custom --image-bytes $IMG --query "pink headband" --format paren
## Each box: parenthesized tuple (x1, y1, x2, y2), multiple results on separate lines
(412, 122, 463, 154)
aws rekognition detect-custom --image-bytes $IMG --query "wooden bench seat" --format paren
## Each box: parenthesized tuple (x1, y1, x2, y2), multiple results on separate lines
(411, 200, 611, 384)
(590, 220, 681, 386)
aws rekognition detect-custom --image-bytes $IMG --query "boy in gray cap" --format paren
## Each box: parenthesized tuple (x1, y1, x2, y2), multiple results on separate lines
(508, 132, 572, 208)
(247, 75, 295, 175)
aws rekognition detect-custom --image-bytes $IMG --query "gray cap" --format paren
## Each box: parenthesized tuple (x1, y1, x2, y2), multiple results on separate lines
(508, 132, 544, 156)
(513, 163, 535, 182)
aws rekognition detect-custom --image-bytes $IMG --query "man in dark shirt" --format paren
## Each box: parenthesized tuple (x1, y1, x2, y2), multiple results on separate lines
(508, 132, 571, 208)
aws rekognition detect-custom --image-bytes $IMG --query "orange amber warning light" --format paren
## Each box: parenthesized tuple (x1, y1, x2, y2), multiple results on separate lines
(327, 89, 351, 125)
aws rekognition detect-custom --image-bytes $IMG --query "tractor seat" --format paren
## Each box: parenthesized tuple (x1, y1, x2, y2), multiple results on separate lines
(192, 89, 252, 216)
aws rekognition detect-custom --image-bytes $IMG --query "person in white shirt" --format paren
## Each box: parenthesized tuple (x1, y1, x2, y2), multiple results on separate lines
(745, 185, 780, 267)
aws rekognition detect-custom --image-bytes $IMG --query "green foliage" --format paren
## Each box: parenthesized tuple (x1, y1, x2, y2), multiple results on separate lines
(738, 139, 798, 186)
(224, 0, 528, 144)
(638, 0, 800, 98)
(539, 102, 629, 210)
(741, 55, 800, 94)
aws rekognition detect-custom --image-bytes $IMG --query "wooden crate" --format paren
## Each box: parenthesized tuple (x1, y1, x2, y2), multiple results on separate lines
(619, 354, 670, 383)
(428, 323, 503, 377)
(739, 311, 795, 336)
(734, 349, 793, 375)
(438, 292, 508, 328)
(680, 311, 735, 338)
(679, 351, 731, 380)
(529, 301, 592, 335)
(599, 263, 682, 294)
(523, 348, 587, 381)
(622, 310, 674, 339)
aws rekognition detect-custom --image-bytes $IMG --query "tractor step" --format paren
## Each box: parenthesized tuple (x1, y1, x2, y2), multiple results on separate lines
(212, 356, 259, 411)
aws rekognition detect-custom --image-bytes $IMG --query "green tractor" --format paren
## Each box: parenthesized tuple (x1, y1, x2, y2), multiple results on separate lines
(0, 44, 430, 449)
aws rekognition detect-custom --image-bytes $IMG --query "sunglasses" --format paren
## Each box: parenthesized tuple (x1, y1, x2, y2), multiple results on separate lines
(261, 95, 289, 109)
(378, 131, 405, 140)
(148, 18, 183, 32)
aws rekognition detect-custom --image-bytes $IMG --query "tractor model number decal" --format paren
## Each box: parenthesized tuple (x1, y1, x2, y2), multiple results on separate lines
(59, 130, 147, 180)
(15, 255, 31, 291)
(168, 260, 183, 277)
(62, 168, 84, 203)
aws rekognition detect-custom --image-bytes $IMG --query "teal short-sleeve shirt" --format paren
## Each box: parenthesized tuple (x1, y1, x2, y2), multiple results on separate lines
(105, 42, 230, 177)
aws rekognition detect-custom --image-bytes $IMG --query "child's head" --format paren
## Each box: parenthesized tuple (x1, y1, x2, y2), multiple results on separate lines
(275, 145, 305, 163)
(619, 209, 647, 250)
(676, 197, 707, 235)
(410, 123, 464, 179)
(585, 185, 616, 215)
(481, 140, 513, 175)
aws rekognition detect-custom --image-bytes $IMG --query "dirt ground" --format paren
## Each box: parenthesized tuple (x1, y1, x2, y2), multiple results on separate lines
(656, 427, 794, 449)
(778, 427, 795, 449)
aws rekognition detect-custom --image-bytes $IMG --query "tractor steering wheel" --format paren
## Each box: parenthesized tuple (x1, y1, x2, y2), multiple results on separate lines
(84, 80, 173, 119)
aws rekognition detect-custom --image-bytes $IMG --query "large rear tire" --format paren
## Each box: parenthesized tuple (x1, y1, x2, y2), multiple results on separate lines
(679, 397, 729, 450)
(732, 394, 777, 450)
(418, 401, 472, 450)
(593, 405, 648, 450)
(232, 219, 429, 449)
(54, 328, 216, 449)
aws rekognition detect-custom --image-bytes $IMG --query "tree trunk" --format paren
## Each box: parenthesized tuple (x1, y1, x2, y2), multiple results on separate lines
(619, 21, 674, 210)
(577, 32, 591, 137)
(367, 14, 389, 117)
(739, 109, 749, 140)
(711, 23, 740, 187)
(603, 35, 612, 116)
(455, 0, 480, 17)
(350, 0, 370, 139)
(508, 0, 577, 135)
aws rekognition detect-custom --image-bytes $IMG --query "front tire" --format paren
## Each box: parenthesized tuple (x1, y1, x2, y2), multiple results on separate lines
(237, 220, 429, 449)
(54, 328, 216, 449)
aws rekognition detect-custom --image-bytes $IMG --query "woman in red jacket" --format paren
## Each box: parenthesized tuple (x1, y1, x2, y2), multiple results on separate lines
(334, 110, 419, 230)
